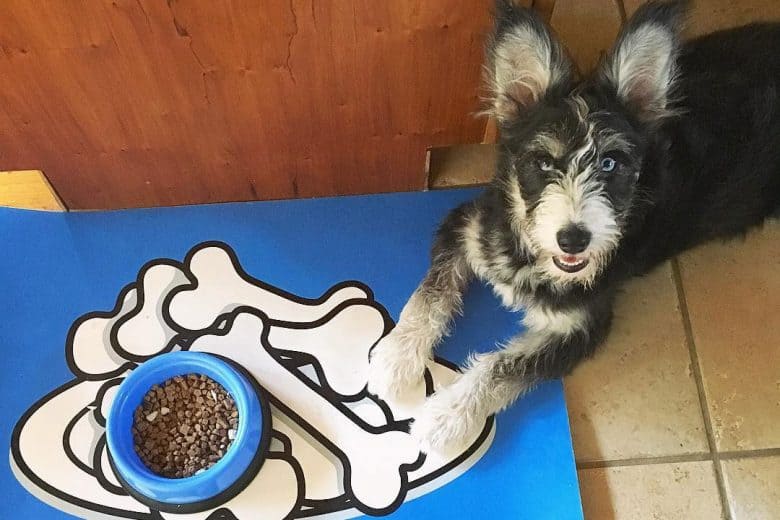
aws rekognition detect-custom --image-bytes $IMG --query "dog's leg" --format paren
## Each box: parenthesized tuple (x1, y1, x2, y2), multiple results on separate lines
(410, 304, 610, 453)
(368, 207, 474, 401)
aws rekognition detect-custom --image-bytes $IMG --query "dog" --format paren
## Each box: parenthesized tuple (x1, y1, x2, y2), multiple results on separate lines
(367, 0, 780, 453)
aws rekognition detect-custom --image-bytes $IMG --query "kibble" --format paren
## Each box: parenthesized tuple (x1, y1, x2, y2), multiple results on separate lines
(132, 374, 239, 478)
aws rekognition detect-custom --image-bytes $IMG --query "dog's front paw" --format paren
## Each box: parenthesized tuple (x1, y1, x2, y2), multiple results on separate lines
(410, 384, 486, 455)
(367, 328, 428, 401)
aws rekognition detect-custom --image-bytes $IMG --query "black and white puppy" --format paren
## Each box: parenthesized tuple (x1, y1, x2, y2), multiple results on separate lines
(368, 0, 780, 453)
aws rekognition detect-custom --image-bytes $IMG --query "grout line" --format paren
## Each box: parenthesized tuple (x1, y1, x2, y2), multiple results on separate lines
(671, 258, 716, 449)
(719, 447, 780, 461)
(577, 446, 780, 470)
(577, 452, 711, 470)
(671, 257, 732, 520)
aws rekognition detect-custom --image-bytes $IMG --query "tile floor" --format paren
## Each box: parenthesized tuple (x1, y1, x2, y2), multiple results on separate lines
(429, 145, 780, 520)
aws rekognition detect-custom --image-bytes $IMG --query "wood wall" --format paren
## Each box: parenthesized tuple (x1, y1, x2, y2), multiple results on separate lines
(1, 1, 778, 209)
(0, 0, 493, 209)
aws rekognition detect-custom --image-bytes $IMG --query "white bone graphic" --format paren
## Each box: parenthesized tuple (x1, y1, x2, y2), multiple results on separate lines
(167, 245, 370, 330)
(11, 380, 150, 516)
(159, 456, 302, 520)
(375, 375, 429, 424)
(188, 312, 421, 513)
(347, 398, 391, 428)
(98, 382, 120, 424)
(270, 412, 343, 502)
(64, 407, 102, 475)
(12, 242, 495, 519)
(114, 263, 189, 357)
(68, 288, 138, 377)
(267, 302, 386, 397)
(99, 443, 123, 490)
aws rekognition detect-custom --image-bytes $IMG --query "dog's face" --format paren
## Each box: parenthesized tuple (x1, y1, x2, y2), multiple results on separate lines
(488, 0, 684, 286)
(501, 90, 648, 286)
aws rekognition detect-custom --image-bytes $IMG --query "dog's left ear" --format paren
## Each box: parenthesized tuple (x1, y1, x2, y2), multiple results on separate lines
(599, 0, 689, 122)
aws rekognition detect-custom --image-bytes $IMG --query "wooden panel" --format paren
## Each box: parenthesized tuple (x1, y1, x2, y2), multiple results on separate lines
(532, 0, 559, 23)
(428, 143, 496, 188)
(0, 170, 65, 210)
(550, 0, 623, 72)
(0, 1, 492, 209)
(624, 0, 780, 37)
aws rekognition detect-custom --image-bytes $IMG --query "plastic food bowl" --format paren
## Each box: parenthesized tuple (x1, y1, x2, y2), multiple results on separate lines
(106, 351, 270, 513)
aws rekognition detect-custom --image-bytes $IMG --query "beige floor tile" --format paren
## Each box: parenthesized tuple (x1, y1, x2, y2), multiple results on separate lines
(722, 456, 780, 520)
(427, 144, 496, 188)
(565, 262, 708, 462)
(678, 223, 780, 451)
(579, 461, 725, 520)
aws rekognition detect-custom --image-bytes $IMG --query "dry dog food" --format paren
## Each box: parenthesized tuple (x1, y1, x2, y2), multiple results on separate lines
(132, 374, 239, 478)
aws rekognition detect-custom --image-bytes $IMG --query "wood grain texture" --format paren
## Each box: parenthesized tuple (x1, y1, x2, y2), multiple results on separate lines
(550, 0, 623, 73)
(0, 1, 492, 209)
(0, 170, 65, 210)
(532, 0, 559, 23)
(624, 0, 780, 37)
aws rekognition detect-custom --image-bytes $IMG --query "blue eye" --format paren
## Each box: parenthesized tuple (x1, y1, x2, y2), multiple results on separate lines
(538, 157, 555, 171)
(600, 157, 617, 172)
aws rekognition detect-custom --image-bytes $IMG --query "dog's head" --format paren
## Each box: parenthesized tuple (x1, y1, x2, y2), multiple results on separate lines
(487, 0, 687, 286)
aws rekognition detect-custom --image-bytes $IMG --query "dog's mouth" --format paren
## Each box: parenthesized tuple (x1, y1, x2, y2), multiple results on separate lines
(553, 255, 589, 273)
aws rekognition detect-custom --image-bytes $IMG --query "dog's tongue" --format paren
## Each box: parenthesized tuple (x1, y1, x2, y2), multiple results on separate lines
(562, 255, 579, 263)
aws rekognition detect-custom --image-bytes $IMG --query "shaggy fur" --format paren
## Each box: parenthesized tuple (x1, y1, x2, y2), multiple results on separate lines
(367, 0, 780, 452)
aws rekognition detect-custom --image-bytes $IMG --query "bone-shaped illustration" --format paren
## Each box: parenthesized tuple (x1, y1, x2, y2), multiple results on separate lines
(14, 243, 497, 520)
(97, 440, 124, 492)
(68, 287, 138, 378)
(188, 312, 421, 513)
(12, 379, 150, 516)
(167, 245, 370, 330)
(68, 262, 190, 379)
(266, 302, 386, 397)
(347, 397, 393, 427)
(270, 411, 343, 502)
(113, 263, 190, 358)
(97, 381, 120, 425)
(159, 455, 302, 520)
(64, 406, 103, 477)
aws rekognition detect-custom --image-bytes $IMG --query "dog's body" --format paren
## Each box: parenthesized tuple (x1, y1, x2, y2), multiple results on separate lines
(368, 0, 780, 452)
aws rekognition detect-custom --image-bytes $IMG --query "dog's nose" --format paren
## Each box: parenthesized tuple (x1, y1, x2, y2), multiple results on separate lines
(556, 225, 591, 254)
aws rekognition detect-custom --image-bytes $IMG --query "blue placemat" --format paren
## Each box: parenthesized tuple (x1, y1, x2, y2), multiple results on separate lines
(0, 188, 582, 519)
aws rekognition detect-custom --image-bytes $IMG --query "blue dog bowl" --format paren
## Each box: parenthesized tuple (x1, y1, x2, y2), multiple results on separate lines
(106, 351, 270, 513)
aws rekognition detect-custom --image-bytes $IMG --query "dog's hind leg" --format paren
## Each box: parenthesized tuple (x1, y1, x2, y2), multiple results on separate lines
(368, 204, 475, 401)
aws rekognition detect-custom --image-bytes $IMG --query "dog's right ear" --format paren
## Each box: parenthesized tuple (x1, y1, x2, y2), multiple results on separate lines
(486, 0, 574, 124)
